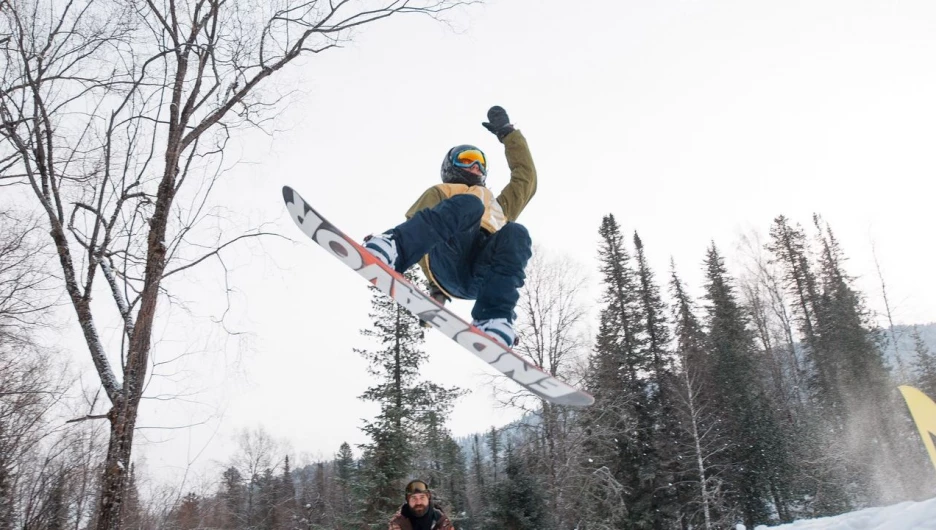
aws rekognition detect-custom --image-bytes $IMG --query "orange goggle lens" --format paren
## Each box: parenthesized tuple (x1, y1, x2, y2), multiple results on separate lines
(453, 149, 487, 174)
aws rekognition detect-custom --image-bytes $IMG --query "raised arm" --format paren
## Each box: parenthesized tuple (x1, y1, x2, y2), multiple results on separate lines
(483, 106, 537, 221)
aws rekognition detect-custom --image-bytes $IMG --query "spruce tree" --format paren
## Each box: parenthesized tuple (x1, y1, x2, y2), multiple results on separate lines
(256, 468, 278, 530)
(767, 216, 852, 516)
(811, 217, 922, 502)
(171, 493, 201, 530)
(633, 233, 681, 527)
(669, 264, 721, 530)
(219, 466, 245, 528)
(468, 433, 488, 527)
(703, 243, 792, 528)
(487, 426, 501, 485)
(581, 215, 657, 528)
(489, 445, 546, 530)
(413, 404, 467, 515)
(308, 462, 329, 529)
(767, 216, 821, 354)
(278, 456, 298, 529)
(355, 270, 462, 527)
(912, 326, 936, 397)
(332, 444, 363, 529)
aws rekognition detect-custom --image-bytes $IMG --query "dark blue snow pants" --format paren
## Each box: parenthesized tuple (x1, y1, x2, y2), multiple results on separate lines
(388, 194, 532, 322)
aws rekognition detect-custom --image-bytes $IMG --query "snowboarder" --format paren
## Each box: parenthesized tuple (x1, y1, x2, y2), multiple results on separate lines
(364, 106, 536, 348)
(388, 480, 455, 530)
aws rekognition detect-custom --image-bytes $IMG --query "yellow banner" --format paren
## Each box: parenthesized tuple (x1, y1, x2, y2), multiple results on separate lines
(899, 385, 936, 475)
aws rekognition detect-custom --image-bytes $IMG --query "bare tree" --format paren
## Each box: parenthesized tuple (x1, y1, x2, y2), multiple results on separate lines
(0, 0, 476, 528)
(871, 240, 909, 382)
(0, 210, 95, 530)
(0, 212, 54, 344)
(509, 247, 591, 528)
(227, 426, 288, 528)
(736, 230, 805, 413)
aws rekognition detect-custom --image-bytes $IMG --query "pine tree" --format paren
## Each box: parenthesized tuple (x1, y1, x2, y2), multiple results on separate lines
(912, 326, 936, 396)
(256, 468, 278, 530)
(120, 464, 142, 530)
(767, 217, 855, 516)
(333, 442, 360, 530)
(703, 243, 792, 528)
(278, 456, 298, 529)
(767, 216, 821, 354)
(355, 270, 462, 527)
(305, 462, 328, 529)
(219, 466, 245, 528)
(487, 427, 501, 485)
(633, 233, 674, 392)
(810, 216, 922, 503)
(633, 233, 681, 527)
(171, 493, 201, 530)
(489, 445, 546, 530)
(413, 403, 467, 516)
(669, 264, 721, 530)
(580, 215, 657, 528)
(468, 434, 488, 527)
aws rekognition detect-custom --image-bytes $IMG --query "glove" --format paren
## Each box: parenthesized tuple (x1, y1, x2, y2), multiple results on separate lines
(482, 106, 515, 141)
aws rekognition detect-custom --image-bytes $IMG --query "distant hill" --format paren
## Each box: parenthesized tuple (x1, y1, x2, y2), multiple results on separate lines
(881, 322, 936, 375)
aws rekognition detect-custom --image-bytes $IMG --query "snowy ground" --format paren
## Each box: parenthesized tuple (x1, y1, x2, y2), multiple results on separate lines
(741, 497, 936, 529)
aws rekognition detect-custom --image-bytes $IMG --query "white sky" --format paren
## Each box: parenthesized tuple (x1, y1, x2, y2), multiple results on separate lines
(38, 0, 936, 489)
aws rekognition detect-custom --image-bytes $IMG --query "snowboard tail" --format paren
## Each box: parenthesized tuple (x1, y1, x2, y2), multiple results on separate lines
(283, 186, 593, 407)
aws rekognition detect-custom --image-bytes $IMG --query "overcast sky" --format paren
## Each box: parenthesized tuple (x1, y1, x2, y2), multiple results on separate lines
(45, 0, 936, 488)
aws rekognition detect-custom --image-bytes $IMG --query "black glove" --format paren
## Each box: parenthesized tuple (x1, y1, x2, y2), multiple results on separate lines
(482, 106, 515, 141)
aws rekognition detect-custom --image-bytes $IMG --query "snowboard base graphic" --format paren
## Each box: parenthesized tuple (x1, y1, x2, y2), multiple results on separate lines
(283, 186, 593, 407)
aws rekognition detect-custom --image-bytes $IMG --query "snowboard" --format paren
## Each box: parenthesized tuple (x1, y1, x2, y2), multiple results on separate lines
(282, 186, 594, 407)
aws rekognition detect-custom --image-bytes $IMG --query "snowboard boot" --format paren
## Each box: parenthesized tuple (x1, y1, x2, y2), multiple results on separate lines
(472, 317, 516, 348)
(364, 232, 399, 270)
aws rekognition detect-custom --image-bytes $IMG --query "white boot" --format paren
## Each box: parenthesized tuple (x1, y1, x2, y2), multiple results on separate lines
(364, 232, 398, 269)
(472, 317, 516, 348)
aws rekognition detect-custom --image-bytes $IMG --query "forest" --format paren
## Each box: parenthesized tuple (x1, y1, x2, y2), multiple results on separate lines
(2, 0, 935, 528)
(4, 208, 936, 529)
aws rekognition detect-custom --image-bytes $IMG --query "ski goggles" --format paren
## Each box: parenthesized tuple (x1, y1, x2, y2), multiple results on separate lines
(452, 148, 487, 176)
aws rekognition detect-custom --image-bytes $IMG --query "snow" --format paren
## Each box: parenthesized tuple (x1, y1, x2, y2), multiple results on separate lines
(741, 497, 936, 530)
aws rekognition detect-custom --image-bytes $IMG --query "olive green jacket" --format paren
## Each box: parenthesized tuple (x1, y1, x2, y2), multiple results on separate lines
(405, 130, 536, 296)
(404, 129, 537, 224)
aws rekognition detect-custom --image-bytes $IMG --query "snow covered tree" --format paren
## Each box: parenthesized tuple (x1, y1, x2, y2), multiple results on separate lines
(669, 264, 723, 530)
(702, 243, 793, 528)
(355, 270, 462, 527)
(487, 426, 502, 486)
(911, 327, 936, 397)
(277, 456, 298, 529)
(512, 247, 590, 528)
(810, 217, 928, 503)
(466, 433, 489, 527)
(489, 445, 546, 530)
(579, 214, 662, 528)
(219, 467, 245, 528)
(169, 493, 201, 530)
(632, 232, 682, 527)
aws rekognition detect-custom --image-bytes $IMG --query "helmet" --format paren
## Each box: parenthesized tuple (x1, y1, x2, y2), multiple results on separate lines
(440, 145, 487, 187)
